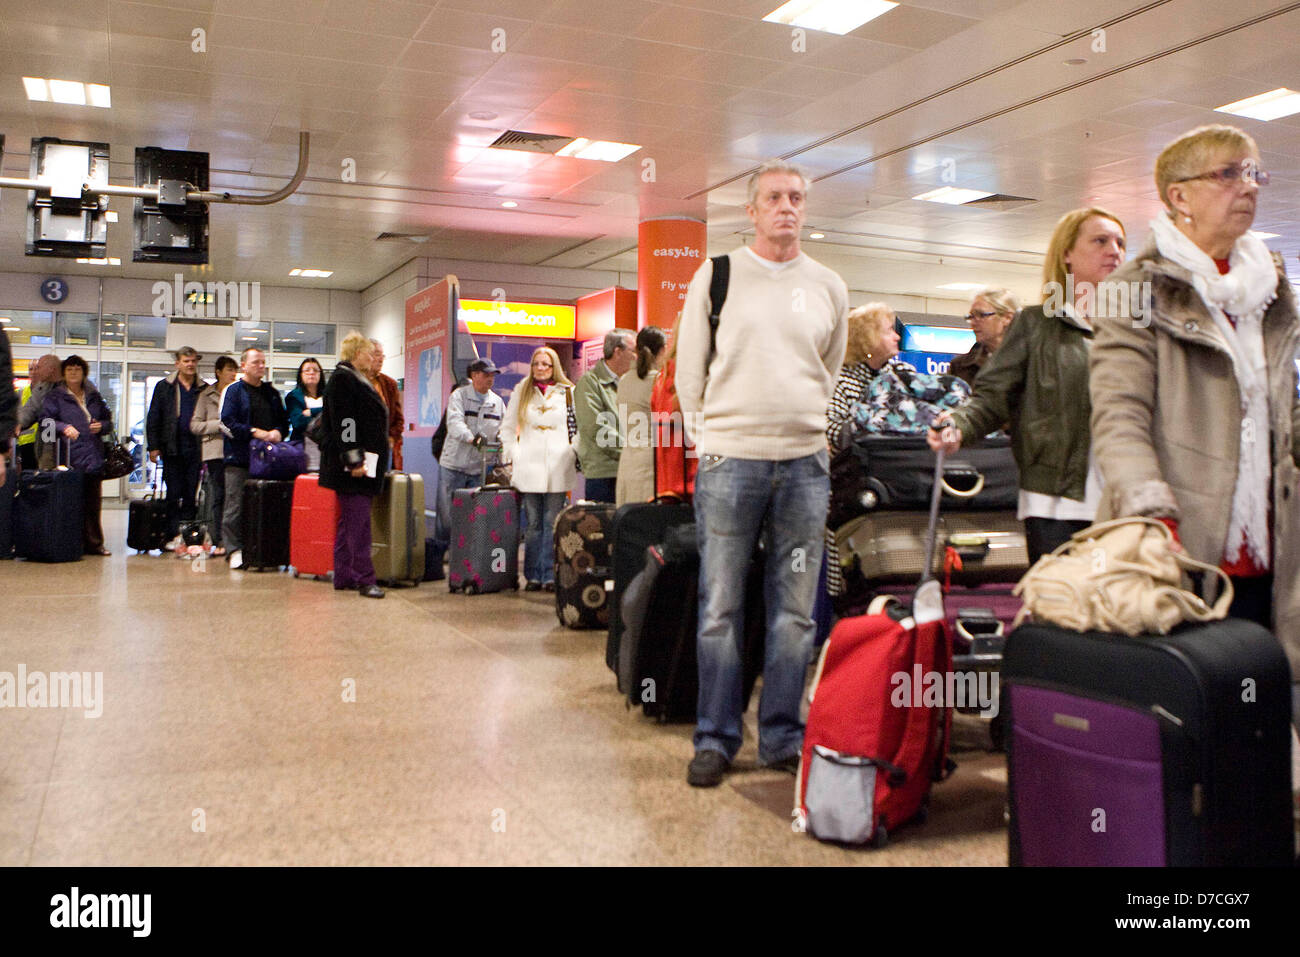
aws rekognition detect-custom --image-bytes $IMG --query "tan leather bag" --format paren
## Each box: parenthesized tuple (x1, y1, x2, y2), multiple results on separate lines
(1012, 517, 1233, 636)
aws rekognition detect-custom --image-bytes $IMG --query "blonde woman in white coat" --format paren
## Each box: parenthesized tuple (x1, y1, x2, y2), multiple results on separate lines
(501, 346, 578, 591)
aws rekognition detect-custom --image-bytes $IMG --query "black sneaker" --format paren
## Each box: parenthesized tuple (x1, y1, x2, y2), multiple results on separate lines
(524, 580, 542, 592)
(763, 754, 801, 775)
(687, 750, 730, 788)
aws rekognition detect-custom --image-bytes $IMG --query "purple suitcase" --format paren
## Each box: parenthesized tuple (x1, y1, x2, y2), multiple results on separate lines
(1004, 619, 1293, 866)
(448, 484, 520, 594)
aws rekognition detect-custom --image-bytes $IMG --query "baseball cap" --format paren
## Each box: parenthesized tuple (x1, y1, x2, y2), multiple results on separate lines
(467, 359, 500, 375)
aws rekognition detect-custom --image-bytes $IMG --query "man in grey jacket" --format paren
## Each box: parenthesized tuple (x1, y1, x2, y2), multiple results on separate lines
(429, 359, 506, 576)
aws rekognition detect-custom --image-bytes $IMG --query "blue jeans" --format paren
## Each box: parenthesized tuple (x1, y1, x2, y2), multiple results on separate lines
(522, 491, 566, 584)
(693, 450, 829, 763)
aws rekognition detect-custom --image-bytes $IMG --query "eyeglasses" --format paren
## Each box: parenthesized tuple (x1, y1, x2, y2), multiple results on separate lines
(964, 310, 998, 322)
(1177, 162, 1270, 187)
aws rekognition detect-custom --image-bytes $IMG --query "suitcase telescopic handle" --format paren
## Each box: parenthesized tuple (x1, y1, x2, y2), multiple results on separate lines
(919, 447, 946, 584)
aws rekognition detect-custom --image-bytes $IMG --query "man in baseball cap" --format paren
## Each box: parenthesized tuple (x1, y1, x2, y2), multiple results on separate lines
(428, 357, 505, 577)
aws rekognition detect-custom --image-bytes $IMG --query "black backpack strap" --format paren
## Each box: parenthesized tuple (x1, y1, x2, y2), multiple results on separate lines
(707, 254, 730, 365)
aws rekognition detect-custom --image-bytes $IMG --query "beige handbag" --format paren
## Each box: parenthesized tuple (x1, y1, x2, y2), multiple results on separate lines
(1012, 517, 1234, 636)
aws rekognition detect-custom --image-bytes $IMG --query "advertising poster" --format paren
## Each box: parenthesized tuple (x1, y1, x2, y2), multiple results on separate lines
(637, 217, 707, 330)
(404, 278, 455, 435)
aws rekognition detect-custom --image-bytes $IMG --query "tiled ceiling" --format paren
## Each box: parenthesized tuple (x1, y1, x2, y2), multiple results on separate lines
(0, 0, 1297, 305)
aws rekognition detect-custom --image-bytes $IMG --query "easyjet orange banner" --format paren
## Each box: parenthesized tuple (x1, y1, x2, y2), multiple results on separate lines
(638, 217, 707, 330)
(458, 299, 576, 339)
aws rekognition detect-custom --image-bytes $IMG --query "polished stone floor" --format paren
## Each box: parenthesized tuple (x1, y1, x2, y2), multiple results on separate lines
(0, 509, 1291, 866)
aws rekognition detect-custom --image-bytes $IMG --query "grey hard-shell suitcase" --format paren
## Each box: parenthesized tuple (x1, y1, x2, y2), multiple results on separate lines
(370, 471, 426, 587)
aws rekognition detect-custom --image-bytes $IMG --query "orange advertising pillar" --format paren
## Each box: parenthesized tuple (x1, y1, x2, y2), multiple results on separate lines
(637, 217, 707, 330)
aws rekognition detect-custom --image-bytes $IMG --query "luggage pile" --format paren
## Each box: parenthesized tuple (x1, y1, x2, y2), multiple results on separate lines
(828, 432, 1027, 692)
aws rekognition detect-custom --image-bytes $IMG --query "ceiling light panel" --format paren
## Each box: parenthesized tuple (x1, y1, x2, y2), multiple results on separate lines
(1216, 88, 1300, 121)
(22, 77, 112, 108)
(913, 187, 995, 205)
(763, 0, 897, 35)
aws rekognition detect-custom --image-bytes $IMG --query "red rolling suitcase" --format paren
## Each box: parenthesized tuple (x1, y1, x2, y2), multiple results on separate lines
(290, 473, 337, 579)
(795, 451, 955, 847)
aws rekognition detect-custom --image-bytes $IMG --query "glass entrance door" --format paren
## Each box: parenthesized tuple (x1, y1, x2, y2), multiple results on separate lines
(124, 363, 176, 498)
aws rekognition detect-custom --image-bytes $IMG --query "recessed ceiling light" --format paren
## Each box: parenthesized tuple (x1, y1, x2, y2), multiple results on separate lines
(555, 138, 641, 162)
(23, 77, 111, 108)
(1064, 57, 1087, 66)
(468, 111, 498, 121)
(809, 232, 825, 239)
(937, 282, 986, 291)
(289, 268, 333, 278)
(76, 257, 120, 265)
(763, 0, 897, 35)
(1254, 231, 1280, 239)
(1216, 88, 1300, 121)
(501, 200, 518, 208)
(913, 186, 995, 205)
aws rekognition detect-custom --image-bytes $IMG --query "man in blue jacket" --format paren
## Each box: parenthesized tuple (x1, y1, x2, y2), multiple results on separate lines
(219, 348, 288, 569)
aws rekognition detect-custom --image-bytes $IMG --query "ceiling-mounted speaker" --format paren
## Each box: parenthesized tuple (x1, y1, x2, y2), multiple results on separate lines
(25, 137, 110, 259)
(133, 146, 209, 265)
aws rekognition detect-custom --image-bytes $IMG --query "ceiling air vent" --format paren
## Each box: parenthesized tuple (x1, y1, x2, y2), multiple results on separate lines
(963, 193, 1037, 210)
(487, 130, 575, 154)
(375, 232, 432, 243)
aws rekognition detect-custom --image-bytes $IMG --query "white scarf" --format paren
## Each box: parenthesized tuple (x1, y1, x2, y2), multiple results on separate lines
(1149, 215, 1278, 568)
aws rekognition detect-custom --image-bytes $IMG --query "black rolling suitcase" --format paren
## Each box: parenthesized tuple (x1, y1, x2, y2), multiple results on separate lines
(606, 497, 695, 673)
(1003, 619, 1294, 866)
(241, 479, 293, 570)
(554, 501, 617, 629)
(617, 524, 765, 722)
(128, 468, 170, 553)
(14, 440, 84, 563)
(0, 445, 15, 559)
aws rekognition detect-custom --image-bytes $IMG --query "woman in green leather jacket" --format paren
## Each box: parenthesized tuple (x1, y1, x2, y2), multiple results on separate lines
(929, 206, 1126, 562)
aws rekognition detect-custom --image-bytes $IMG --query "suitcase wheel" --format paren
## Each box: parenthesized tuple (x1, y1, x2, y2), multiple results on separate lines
(913, 801, 929, 826)
(872, 825, 889, 849)
(462, 582, 478, 595)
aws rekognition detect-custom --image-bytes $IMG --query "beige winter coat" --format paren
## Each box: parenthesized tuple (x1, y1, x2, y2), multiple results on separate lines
(1090, 238, 1300, 679)
(614, 368, 658, 507)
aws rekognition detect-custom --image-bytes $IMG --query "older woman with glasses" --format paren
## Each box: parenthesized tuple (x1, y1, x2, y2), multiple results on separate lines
(1090, 124, 1300, 723)
(949, 287, 1020, 387)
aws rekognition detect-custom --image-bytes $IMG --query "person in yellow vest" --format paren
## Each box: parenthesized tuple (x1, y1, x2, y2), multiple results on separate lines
(16, 354, 62, 471)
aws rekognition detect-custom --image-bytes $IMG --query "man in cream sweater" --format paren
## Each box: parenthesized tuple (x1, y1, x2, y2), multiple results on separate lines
(676, 160, 848, 787)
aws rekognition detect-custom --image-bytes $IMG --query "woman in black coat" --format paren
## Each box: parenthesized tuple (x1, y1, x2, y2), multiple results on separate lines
(319, 332, 390, 598)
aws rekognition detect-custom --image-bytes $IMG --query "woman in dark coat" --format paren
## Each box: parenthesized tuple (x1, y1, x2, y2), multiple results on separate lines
(40, 355, 113, 554)
(318, 332, 389, 598)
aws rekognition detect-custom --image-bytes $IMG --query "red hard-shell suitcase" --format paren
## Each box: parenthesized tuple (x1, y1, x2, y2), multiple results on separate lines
(291, 473, 337, 579)
(448, 484, 520, 594)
